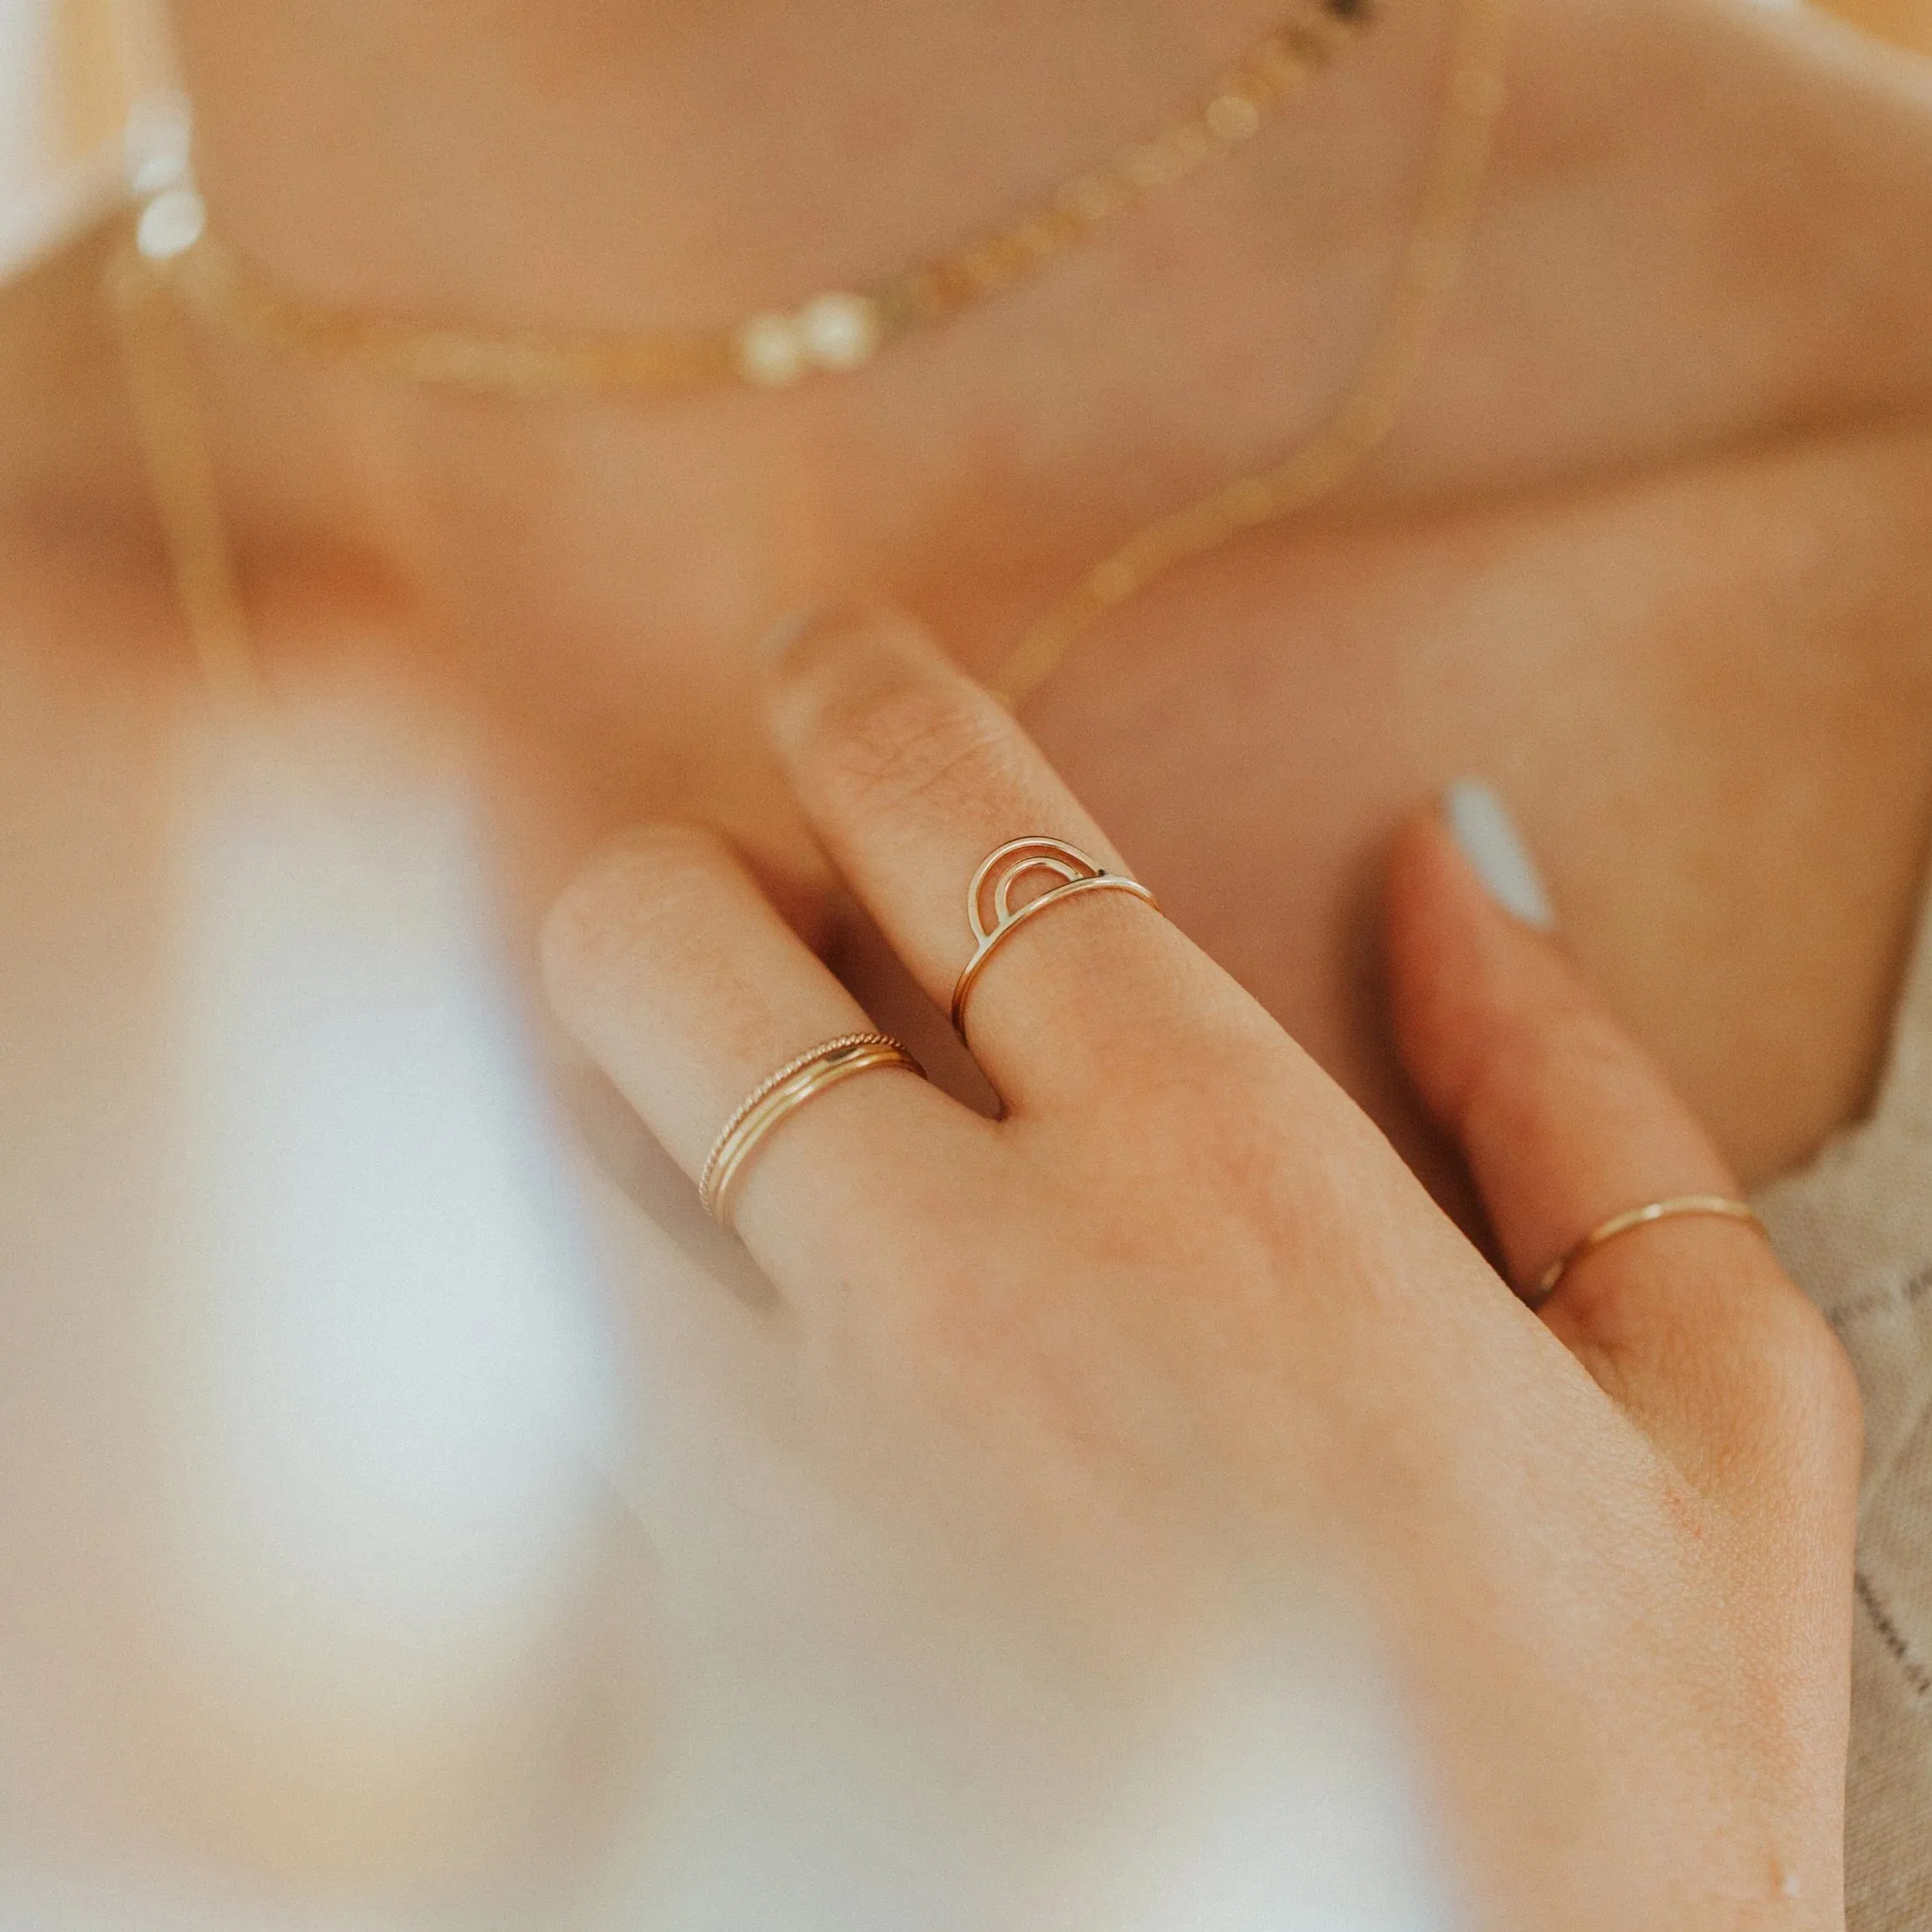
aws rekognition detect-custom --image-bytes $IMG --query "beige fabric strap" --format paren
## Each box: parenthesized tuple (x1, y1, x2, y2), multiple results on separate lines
(1868, 868, 1932, 1144)
(1755, 869, 1932, 1932)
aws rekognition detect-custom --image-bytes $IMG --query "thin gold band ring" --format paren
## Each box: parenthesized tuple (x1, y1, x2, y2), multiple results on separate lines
(698, 1032, 925, 1230)
(949, 836, 1158, 1039)
(1525, 1194, 1765, 1309)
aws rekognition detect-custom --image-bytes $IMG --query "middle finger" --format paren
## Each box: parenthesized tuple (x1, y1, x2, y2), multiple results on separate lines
(759, 606, 1210, 1113)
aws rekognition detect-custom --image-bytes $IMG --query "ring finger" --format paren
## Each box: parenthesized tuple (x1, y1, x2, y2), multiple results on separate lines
(542, 821, 979, 1284)
(759, 605, 1213, 1113)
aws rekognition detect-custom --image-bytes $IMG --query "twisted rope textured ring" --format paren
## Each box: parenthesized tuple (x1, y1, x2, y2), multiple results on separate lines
(698, 1032, 925, 1230)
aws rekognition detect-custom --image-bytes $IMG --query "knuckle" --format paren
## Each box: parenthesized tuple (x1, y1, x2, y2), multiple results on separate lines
(1751, 1285, 1863, 1451)
(1698, 1270, 1865, 1509)
(541, 822, 733, 1017)
(1118, 1024, 1343, 1214)
(806, 673, 1017, 827)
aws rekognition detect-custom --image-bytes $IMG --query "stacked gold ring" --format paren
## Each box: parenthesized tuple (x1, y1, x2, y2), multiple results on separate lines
(699, 1032, 926, 1230)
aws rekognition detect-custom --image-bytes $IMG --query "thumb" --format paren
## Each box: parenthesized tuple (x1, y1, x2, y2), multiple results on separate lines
(1384, 782, 1854, 1494)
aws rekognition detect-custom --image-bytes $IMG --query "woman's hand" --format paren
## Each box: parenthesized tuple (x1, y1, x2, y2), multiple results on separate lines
(542, 607, 1860, 1931)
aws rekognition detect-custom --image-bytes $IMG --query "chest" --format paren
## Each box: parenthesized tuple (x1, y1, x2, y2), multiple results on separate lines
(991, 436, 1932, 1198)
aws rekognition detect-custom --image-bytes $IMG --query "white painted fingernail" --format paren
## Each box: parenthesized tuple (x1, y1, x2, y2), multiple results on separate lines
(1442, 778, 1556, 930)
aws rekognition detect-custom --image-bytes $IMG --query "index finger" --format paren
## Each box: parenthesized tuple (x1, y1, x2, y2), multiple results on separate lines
(759, 606, 1210, 1114)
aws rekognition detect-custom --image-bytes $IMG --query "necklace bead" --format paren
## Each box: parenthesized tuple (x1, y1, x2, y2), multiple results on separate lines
(737, 312, 809, 386)
(798, 292, 882, 372)
(136, 185, 207, 261)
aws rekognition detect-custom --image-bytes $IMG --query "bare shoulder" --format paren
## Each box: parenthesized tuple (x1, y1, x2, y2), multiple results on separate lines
(1452, 0, 1932, 495)
(0, 220, 186, 974)
(0, 220, 147, 528)
(0, 228, 184, 1299)
(0, 218, 183, 729)
(1702, 0, 1932, 427)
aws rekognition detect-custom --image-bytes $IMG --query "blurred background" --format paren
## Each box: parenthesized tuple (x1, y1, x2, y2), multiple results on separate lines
(3, 0, 1932, 279)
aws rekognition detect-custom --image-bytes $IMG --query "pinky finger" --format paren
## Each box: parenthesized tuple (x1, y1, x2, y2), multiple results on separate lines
(1383, 792, 1860, 1504)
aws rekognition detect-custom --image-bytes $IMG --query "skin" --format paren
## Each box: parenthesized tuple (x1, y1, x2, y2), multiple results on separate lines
(544, 605, 1861, 1928)
(4, 0, 1932, 1195)
(0, 0, 1928, 1914)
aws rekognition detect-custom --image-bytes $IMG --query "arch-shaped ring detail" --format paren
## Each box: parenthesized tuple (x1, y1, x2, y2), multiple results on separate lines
(949, 836, 1158, 1039)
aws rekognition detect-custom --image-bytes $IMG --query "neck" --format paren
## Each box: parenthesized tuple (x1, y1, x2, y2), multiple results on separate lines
(169, 0, 1426, 328)
(152, 0, 1468, 818)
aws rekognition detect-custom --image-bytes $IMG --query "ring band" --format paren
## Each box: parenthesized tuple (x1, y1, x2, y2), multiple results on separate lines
(698, 1031, 925, 1230)
(949, 836, 1158, 1039)
(1525, 1194, 1765, 1309)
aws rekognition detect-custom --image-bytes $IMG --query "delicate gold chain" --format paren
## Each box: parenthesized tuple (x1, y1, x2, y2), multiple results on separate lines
(995, 0, 1511, 706)
(132, 1, 1373, 402)
(108, 0, 1513, 722)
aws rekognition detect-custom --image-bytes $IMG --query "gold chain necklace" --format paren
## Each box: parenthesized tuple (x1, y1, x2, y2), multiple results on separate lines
(108, 0, 1512, 718)
(131, 1, 1373, 401)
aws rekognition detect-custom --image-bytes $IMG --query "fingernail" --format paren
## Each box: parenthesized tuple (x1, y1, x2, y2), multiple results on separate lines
(753, 601, 832, 671)
(1441, 778, 1556, 930)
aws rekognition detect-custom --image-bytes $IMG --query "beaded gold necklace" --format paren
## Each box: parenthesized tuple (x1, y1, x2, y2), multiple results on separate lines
(108, 0, 1513, 715)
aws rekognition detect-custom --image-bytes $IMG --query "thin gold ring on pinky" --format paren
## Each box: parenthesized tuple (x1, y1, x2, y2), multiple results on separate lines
(949, 835, 1159, 1040)
(1525, 1194, 1766, 1310)
(698, 1032, 926, 1231)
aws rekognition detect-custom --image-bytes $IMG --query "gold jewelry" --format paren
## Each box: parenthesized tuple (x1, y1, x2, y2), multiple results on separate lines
(1525, 1194, 1765, 1310)
(130, 2, 1374, 401)
(698, 1032, 925, 1229)
(993, 0, 1514, 708)
(950, 837, 1158, 1039)
(107, 0, 1516, 730)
